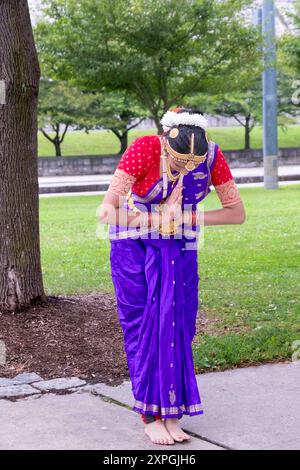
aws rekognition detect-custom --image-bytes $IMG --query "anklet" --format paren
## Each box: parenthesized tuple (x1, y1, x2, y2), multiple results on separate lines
(141, 413, 161, 424)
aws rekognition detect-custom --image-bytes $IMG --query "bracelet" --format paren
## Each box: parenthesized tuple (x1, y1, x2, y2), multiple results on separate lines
(183, 210, 194, 226)
(155, 201, 165, 213)
(192, 211, 196, 227)
(159, 219, 179, 236)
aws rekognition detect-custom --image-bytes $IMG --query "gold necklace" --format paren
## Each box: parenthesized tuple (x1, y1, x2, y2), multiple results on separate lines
(166, 157, 181, 182)
(161, 138, 181, 184)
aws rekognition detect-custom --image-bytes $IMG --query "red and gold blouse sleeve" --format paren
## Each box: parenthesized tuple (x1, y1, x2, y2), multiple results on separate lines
(210, 148, 242, 208)
(107, 137, 149, 197)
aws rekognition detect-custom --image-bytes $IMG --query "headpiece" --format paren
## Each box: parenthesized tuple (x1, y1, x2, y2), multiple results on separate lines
(161, 108, 209, 171)
(160, 108, 208, 133)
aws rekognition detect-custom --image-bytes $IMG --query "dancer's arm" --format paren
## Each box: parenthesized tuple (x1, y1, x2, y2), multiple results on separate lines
(203, 147, 246, 225)
(99, 180, 183, 228)
(183, 200, 245, 227)
(183, 148, 246, 226)
(98, 189, 162, 228)
(202, 200, 246, 226)
(98, 137, 157, 228)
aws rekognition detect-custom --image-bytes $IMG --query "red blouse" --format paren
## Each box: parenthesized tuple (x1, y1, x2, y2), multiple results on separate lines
(108, 135, 242, 208)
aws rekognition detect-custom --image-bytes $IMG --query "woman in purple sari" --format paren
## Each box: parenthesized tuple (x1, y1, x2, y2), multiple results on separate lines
(99, 107, 245, 445)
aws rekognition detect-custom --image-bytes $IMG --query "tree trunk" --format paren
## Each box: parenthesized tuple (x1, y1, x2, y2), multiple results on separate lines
(54, 139, 62, 157)
(152, 113, 163, 135)
(0, 0, 47, 313)
(119, 132, 128, 154)
(245, 115, 251, 150)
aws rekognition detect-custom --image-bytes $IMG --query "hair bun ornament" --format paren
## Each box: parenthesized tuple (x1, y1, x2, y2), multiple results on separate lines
(169, 107, 182, 113)
(169, 128, 179, 139)
(160, 110, 208, 133)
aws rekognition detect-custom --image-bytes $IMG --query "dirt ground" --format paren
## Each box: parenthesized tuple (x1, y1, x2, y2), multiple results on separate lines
(0, 292, 227, 385)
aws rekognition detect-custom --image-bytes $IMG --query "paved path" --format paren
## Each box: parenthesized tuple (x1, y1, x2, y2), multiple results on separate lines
(0, 392, 221, 450)
(84, 361, 300, 451)
(39, 178, 300, 199)
(0, 361, 299, 450)
(39, 165, 300, 187)
(38, 165, 300, 195)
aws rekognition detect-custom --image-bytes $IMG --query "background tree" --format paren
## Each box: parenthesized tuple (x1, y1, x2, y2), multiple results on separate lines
(0, 0, 46, 313)
(281, 1, 300, 74)
(280, 4, 300, 114)
(38, 79, 97, 156)
(35, 0, 261, 133)
(277, 70, 300, 126)
(80, 91, 147, 154)
(188, 66, 299, 151)
(39, 80, 147, 156)
(197, 82, 262, 150)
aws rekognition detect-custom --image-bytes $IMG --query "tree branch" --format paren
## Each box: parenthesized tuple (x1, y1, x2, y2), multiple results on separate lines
(126, 117, 145, 132)
(39, 127, 55, 143)
(60, 123, 69, 143)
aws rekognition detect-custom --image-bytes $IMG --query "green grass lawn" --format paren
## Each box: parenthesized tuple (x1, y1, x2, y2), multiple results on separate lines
(38, 125, 300, 156)
(40, 184, 300, 372)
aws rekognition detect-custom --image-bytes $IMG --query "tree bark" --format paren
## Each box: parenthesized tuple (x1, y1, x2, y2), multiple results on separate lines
(0, 0, 47, 313)
(119, 132, 128, 154)
(152, 113, 163, 134)
(245, 115, 251, 150)
(54, 139, 62, 157)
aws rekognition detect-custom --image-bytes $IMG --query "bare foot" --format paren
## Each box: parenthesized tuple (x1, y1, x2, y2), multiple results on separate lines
(144, 419, 175, 445)
(163, 418, 191, 442)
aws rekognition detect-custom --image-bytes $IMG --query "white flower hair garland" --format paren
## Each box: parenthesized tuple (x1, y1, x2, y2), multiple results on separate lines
(160, 110, 208, 133)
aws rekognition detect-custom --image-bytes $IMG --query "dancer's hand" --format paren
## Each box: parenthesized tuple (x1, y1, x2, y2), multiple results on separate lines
(162, 184, 183, 223)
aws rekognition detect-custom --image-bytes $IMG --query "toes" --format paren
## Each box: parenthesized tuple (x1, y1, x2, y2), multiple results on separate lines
(172, 433, 184, 442)
(171, 432, 182, 442)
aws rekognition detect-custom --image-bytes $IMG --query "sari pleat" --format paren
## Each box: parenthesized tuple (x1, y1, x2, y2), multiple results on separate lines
(110, 236, 203, 419)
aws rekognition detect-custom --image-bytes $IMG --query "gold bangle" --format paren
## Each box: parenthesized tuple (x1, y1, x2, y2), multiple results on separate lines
(183, 210, 193, 225)
(158, 219, 179, 236)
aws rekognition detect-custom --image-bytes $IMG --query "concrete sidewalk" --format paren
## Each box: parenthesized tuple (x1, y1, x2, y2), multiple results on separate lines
(0, 361, 299, 450)
(85, 361, 300, 450)
(0, 392, 221, 450)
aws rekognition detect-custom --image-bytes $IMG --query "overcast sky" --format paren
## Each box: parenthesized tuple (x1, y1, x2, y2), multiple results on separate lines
(28, 0, 294, 34)
(28, 0, 43, 24)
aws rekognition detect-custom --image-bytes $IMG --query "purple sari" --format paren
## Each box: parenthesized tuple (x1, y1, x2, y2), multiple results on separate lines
(109, 141, 218, 419)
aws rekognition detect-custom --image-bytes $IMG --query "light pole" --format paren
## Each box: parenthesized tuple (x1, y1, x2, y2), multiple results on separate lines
(262, 0, 279, 189)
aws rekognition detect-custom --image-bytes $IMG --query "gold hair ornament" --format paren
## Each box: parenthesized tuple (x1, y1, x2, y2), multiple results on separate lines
(165, 133, 208, 172)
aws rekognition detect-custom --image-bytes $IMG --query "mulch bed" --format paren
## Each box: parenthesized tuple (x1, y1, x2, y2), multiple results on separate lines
(0, 293, 127, 386)
(0, 292, 249, 385)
